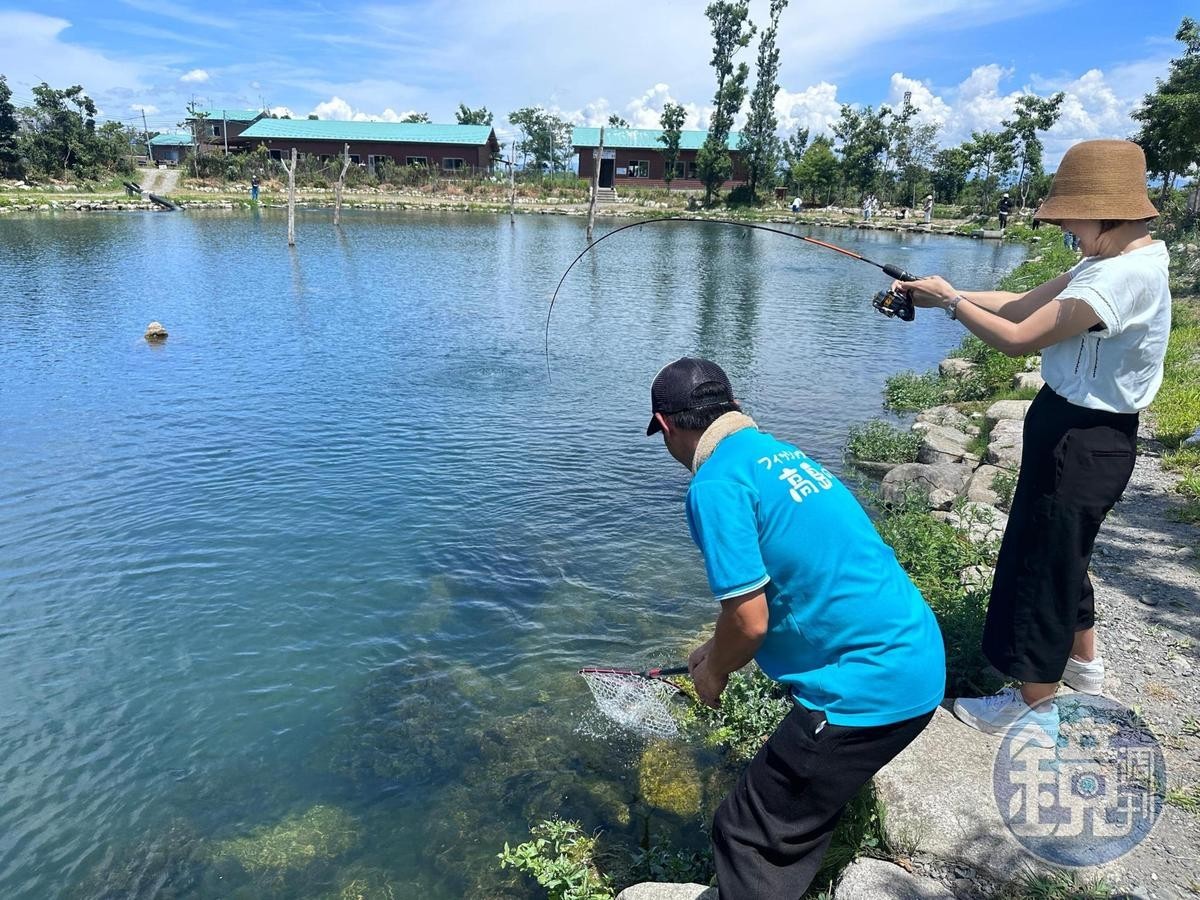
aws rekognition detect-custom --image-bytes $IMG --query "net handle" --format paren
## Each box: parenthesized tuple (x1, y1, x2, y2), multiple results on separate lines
(578, 664, 689, 679)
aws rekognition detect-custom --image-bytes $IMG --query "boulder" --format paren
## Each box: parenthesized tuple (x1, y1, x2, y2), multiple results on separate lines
(959, 565, 994, 591)
(916, 425, 981, 467)
(144, 321, 168, 341)
(964, 465, 1009, 506)
(834, 858, 955, 900)
(984, 399, 1032, 426)
(986, 419, 1024, 471)
(1011, 371, 1045, 392)
(938, 358, 975, 380)
(849, 458, 903, 479)
(932, 502, 1009, 545)
(616, 885, 716, 900)
(914, 405, 972, 432)
(881, 463, 973, 511)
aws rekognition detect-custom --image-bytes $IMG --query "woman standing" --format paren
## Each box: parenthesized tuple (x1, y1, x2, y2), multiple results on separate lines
(892, 140, 1172, 743)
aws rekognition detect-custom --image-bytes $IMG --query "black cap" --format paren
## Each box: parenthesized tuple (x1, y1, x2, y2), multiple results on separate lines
(646, 357, 735, 436)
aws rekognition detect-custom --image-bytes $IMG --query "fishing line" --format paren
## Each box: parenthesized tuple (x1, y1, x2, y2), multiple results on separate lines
(544, 215, 922, 379)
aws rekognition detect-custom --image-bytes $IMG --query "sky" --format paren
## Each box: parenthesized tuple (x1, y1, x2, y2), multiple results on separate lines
(1, 0, 1192, 165)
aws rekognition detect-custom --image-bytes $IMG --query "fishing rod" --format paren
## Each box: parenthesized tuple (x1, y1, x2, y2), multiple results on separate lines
(544, 215, 921, 377)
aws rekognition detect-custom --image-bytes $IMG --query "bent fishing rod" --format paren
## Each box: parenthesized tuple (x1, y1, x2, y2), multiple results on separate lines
(544, 215, 922, 377)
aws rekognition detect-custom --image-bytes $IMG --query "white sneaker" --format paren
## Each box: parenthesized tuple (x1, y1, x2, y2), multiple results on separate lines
(953, 688, 1059, 749)
(1062, 656, 1104, 694)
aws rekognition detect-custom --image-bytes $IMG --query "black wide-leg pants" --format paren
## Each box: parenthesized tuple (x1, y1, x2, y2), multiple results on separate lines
(712, 703, 935, 900)
(983, 385, 1138, 683)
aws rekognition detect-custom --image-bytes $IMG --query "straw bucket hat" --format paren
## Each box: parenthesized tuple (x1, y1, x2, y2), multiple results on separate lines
(1034, 139, 1157, 224)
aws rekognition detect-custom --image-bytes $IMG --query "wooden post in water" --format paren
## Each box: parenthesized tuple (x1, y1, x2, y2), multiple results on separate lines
(281, 147, 298, 247)
(334, 143, 351, 227)
(586, 126, 605, 244)
(508, 141, 516, 226)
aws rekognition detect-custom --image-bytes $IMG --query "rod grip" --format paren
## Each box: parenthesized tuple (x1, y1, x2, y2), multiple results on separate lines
(881, 264, 919, 282)
(646, 665, 690, 677)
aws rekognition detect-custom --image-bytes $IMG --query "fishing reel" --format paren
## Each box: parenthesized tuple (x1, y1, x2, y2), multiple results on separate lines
(872, 287, 916, 322)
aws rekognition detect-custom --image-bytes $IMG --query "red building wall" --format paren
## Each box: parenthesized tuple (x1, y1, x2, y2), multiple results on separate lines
(250, 139, 495, 172)
(577, 147, 746, 189)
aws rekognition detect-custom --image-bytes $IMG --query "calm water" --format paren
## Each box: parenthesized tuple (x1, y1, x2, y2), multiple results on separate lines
(0, 210, 1025, 898)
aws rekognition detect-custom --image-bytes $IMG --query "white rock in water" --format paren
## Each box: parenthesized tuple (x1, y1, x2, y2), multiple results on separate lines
(144, 321, 168, 341)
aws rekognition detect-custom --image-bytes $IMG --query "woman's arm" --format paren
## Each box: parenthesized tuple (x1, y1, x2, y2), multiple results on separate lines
(902, 272, 1073, 323)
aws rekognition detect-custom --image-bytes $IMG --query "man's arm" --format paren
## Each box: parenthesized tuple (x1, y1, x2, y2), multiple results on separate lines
(688, 589, 769, 708)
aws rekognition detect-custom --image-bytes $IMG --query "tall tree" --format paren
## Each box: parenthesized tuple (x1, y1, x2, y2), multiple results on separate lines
(507, 107, 572, 174)
(739, 0, 787, 202)
(1133, 17, 1200, 202)
(695, 0, 755, 204)
(1001, 92, 1065, 208)
(790, 135, 839, 204)
(456, 104, 494, 126)
(0, 75, 22, 178)
(607, 114, 630, 127)
(832, 104, 889, 198)
(781, 125, 809, 171)
(19, 82, 100, 178)
(964, 131, 1015, 216)
(931, 146, 972, 205)
(402, 112, 431, 123)
(658, 102, 686, 193)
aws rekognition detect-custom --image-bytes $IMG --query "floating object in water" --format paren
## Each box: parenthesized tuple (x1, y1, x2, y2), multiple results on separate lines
(144, 321, 168, 341)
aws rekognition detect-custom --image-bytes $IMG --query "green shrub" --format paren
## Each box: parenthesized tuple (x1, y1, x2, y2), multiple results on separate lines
(498, 818, 613, 900)
(845, 420, 921, 463)
(676, 666, 791, 763)
(625, 845, 713, 886)
(884, 371, 948, 412)
(1152, 298, 1200, 448)
(992, 470, 1017, 511)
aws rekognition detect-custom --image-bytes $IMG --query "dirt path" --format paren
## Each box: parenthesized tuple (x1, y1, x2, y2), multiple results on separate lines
(136, 167, 180, 195)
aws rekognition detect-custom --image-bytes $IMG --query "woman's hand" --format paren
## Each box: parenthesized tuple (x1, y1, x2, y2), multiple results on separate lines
(892, 275, 958, 310)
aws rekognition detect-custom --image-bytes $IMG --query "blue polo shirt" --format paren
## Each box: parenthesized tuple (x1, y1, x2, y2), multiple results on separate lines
(686, 426, 945, 727)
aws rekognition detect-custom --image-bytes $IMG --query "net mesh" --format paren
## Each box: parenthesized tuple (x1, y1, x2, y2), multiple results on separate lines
(580, 671, 680, 740)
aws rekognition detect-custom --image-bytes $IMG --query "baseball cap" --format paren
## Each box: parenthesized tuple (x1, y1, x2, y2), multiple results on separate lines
(646, 357, 735, 436)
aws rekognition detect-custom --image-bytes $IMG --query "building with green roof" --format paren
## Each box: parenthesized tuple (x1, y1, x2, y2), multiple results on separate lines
(148, 131, 194, 165)
(185, 108, 267, 152)
(571, 126, 746, 191)
(237, 119, 502, 174)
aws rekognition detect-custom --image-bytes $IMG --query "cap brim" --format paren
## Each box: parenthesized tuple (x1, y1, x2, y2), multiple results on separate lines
(646, 414, 662, 436)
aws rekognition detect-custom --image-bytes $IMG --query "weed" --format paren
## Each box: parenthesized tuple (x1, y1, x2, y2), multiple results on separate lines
(884, 371, 948, 412)
(845, 420, 921, 463)
(498, 818, 614, 900)
(992, 471, 1017, 511)
(997, 869, 1114, 900)
(1166, 782, 1200, 815)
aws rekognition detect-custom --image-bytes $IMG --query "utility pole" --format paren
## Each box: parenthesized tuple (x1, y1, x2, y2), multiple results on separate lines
(509, 140, 516, 226)
(141, 108, 152, 162)
(223, 111, 229, 156)
(586, 126, 605, 244)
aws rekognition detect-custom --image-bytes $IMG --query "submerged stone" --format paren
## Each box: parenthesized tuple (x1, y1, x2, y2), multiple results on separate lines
(209, 804, 359, 873)
(639, 741, 703, 817)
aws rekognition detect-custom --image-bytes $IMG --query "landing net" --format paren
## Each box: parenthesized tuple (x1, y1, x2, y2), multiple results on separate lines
(580, 671, 680, 740)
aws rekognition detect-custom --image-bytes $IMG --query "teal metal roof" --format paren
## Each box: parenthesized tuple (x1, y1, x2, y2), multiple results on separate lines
(192, 108, 264, 123)
(239, 119, 497, 146)
(571, 127, 741, 152)
(149, 132, 194, 146)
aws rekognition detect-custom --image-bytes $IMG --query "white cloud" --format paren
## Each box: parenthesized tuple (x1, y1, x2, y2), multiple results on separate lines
(308, 96, 419, 122)
(775, 82, 842, 137)
(181, 68, 210, 84)
(269, 105, 295, 118)
(0, 11, 148, 96)
(130, 103, 159, 116)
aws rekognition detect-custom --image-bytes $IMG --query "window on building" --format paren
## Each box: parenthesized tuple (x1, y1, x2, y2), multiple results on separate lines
(669, 161, 687, 179)
(686, 161, 700, 180)
(349, 154, 362, 165)
(406, 156, 429, 167)
(442, 158, 466, 172)
(368, 155, 392, 171)
(206, 123, 223, 138)
(627, 160, 649, 178)
(268, 149, 284, 161)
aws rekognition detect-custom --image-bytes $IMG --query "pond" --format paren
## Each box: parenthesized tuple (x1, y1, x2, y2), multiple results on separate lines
(0, 209, 1026, 898)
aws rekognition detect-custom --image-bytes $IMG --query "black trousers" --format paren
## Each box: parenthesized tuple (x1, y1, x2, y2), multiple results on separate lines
(983, 385, 1138, 683)
(712, 703, 935, 900)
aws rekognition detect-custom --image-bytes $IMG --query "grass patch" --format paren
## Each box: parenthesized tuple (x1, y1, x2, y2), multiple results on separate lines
(1152, 297, 1200, 448)
(997, 870, 1114, 900)
(1166, 782, 1200, 814)
(884, 371, 948, 412)
(845, 420, 922, 464)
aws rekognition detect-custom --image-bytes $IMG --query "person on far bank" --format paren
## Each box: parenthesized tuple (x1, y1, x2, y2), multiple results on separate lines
(646, 357, 945, 899)
(890, 139, 1171, 746)
(998, 192, 1013, 230)
(923, 193, 934, 225)
(251, 174, 260, 202)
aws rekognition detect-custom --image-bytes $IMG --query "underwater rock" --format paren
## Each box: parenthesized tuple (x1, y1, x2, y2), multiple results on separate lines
(638, 741, 704, 818)
(328, 866, 400, 900)
(209, 804, 359, 873)
(144, 321, 168, 341)
(72, 819, 205, 900)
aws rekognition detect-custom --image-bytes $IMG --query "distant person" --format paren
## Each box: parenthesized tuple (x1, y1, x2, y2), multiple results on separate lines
(895, 207, 908, 220)
(791, 197, 802, 213)
(890, 140, 1170, 749)
(251, 174, 260, 202)
(1063, 229, 1080, 251)
(1031, 198, 1043, 230)
(998, 192, 1013, 230)
(644, 357, 945, 900)
(923, 194, 934, 224)
(861, 195, 871, 221)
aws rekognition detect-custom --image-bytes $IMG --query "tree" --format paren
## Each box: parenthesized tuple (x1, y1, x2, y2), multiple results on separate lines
(781, 126, 809, 171)
(1133, 17, 1200, 202)
(832, 104, 889, 198)
(19, 82, 101, 178)
(402, 112, 431, 123)
(0, 75, 22, 178)
(1001, 92, 1064, 208)
(790, 135, 839, 204)
(607, 114, 630, 127)
(456, 104, 494, 126)
(964, 131, 1015, 216)
(931, 146, 972, 205)
(507, 106, 573, 174)
(658, 102, 686, 193)
(307, 113, 319, 120)
(695, 0, 755, 204)
(884, 93, 940, 207)
(739, 0, 787, 202)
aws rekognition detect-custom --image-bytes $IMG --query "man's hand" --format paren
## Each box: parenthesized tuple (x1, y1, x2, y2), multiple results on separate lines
(688, 639, 727, 708)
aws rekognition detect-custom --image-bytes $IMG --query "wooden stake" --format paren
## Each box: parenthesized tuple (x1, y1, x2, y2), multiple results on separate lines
(586, 126, 605, 244)
(509, 140, 516, 226)
(334, 143, 351, 227)
(281, 147, 297, 247)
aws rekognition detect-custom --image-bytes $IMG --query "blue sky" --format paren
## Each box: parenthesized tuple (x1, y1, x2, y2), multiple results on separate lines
(1, 0, 1192, 163)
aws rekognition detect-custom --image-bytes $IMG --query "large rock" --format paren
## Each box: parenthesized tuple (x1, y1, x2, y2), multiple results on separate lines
(849, 458, 904, 479)
(938, 358, 976, 380)
(1011, 371, 1045, 392)
(916, 425, 981, 467)
(616, 885, 716, 900)
(881, 463, 973, 511)
(914, 405, 977, 435)
(931, 502, 1009, 545)
(964, 465, 1009, 506)
(986, 419, 1024, 471)
(984, 399, 1032, 426)
(834, 858, 955, 900)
